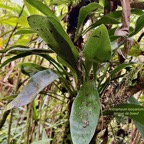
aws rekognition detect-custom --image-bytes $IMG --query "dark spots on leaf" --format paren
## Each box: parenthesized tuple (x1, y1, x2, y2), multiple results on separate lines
(85, 93, 89, 97)
(93, 35, 100, 38)
(40, 29, 44, 32)
(37, 29, 39, 31)
(50, 29, 53, 33)
(83, 120, 89, 128)
(86, 102, 89, 107)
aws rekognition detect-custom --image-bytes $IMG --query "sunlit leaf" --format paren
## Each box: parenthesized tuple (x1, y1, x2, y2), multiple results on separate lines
(4, 69, 58, 111)
(25, 0, 58, 20)
(70, 81, 100, 144)
(83, 24, 112, 63)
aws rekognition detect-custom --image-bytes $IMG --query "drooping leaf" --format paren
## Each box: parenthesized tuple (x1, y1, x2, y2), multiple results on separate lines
(103, 103, 144, 125)
(19, 63, 47, 76)
(0, 45, 53, 55)
(75, 2, 103, 41)
(25, 0, 58, 20)
(83, 24, 112, 63)
(129, 14, 144, 37)
(0, 53, 32, 68)
(4, 69, 58, 111)
(27, 15, 79, 73)
(70, 81, 100, 144)
(84, 15, 120, 34)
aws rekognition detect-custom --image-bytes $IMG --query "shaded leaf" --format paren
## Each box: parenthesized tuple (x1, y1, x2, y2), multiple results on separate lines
(75, 2, 103, 41)
(27, 15, 78, 73)
(70, 81, 100, 144)
(83, 24, 111, 63)
(4, 70, 58, 111)
(104, 103, 144, 125)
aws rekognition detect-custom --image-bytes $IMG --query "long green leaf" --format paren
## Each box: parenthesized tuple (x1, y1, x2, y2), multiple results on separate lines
(4, 69, 58, 111)
(84, 15, 120, 34)
(0, 53, 31, 68)
(104, 103, 144, 125)
(83, 24, 112, 63)
(70, 81, 100, 144)
(25, 0, 58, 20)
(28, 15, 78, 73)
(75, 2, 103, 41)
